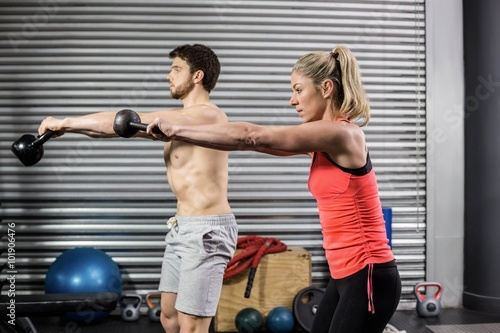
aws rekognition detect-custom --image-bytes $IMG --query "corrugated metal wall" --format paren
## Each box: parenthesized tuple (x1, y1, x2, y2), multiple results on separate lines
(0, 0, 425, 308)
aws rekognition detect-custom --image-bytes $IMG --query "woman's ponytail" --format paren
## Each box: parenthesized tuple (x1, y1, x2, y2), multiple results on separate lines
(332, 46, 370, 126)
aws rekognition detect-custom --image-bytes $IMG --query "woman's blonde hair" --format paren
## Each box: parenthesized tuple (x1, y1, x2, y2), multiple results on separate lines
(292, 45, 370, 126)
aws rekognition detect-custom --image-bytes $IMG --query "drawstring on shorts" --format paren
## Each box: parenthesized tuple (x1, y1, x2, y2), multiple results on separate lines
(167, 216, 177, 230)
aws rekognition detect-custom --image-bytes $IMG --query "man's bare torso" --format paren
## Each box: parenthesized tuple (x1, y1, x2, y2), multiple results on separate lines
(161, 112, 231, 216)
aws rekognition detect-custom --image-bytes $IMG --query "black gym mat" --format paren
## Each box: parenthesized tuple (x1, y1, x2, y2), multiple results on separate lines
(30, 315, 165, 333)
(427, 323, 500, 333)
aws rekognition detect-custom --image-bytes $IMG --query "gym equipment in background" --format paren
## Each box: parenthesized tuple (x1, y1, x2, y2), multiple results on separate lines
(11, 130, 54, 166)
(414, 282, 443, 317)
(293, 286, 325, 332)
(235, 307, 264, 333)
(0, 293, 119, 333)
(119, 294, 142, 322)
(223, 236, 287, 298)
(382, 207, 392, 248)
(266, 307, 295, 333)
(146, 292, 162, 322)
(45, 247, 123, 322)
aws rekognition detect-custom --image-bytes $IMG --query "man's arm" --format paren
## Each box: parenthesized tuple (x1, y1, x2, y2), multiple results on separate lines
(38, 112, 117, 138)
(38, 106, 222, 139)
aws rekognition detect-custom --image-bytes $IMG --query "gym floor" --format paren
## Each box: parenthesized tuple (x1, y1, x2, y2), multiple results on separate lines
(390, 308, 500, 333)
(18, 308, 500, 333)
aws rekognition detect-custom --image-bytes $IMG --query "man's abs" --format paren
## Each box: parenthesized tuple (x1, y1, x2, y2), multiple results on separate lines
(164, 142, 231, 216)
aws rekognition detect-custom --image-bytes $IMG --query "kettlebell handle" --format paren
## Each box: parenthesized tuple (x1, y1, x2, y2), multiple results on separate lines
(120, 294, 142, 306)
(414, 282, 443, 301)
(33, 130, 55, 148)
(146, 292, 162, 308)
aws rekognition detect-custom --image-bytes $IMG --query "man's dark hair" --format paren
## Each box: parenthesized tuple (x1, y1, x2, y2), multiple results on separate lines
(169, 44, 221, 93)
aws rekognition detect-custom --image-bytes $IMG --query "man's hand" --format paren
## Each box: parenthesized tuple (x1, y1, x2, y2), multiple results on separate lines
(147, 117, 175, 142)
(38, 117, 66, 138)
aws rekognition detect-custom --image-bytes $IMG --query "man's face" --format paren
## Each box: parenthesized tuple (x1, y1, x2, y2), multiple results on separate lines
(167, 57, 195, 100)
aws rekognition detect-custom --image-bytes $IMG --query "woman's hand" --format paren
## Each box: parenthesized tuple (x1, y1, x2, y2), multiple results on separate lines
(146, 117, 175, 142)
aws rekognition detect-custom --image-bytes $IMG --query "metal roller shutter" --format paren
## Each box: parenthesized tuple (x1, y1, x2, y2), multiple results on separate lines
(0, 0, 425, 308)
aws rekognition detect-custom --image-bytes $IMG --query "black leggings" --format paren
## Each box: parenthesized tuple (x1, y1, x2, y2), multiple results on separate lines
(311, 261, 401, 333)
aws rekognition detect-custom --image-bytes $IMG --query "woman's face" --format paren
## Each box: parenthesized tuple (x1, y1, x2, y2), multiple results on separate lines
(289, 71, 330, 123)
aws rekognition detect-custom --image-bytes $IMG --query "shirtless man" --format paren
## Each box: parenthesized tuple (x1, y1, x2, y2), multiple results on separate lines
(37, 44, 238, 333)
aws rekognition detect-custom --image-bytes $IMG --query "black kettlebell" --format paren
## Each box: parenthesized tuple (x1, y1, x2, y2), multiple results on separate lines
(146, 292, 162, 322)
(113, 109, 161, 138)
(414, 282, 443, 317)
(11, 130, 54, 166)
(119, 294, 142, 322)
(113, 109, 143, 138)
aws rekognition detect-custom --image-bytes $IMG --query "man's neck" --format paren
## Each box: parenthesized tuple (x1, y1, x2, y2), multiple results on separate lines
(180, 89, 211, 108)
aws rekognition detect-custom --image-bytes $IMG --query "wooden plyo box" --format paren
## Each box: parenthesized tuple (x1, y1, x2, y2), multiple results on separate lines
(214, 247, 312, 332)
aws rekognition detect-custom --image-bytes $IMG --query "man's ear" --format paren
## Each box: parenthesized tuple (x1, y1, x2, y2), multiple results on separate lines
(322, 79, 334, 98)
(193, 70, 204, 84)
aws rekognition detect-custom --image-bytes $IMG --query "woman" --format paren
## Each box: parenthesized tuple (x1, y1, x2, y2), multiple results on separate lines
(147, 45, 401, 333)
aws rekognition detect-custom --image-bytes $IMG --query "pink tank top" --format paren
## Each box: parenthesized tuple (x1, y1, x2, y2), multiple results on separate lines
(308, 125, 393, 279)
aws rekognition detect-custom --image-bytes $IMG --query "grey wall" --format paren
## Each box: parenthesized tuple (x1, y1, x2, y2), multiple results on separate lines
(426, 0, 465, 308)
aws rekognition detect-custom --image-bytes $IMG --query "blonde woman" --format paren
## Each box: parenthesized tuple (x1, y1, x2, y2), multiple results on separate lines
(147, 46, 401, 333)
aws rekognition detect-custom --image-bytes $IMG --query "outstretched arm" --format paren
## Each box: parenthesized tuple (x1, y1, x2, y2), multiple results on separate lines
(38, 106, 222, 139)
(38, 112, 118, 138)
(147, 117, 347, 156)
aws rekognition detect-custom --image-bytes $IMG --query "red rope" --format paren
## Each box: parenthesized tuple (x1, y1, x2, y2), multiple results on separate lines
(224, 236, 287, 297)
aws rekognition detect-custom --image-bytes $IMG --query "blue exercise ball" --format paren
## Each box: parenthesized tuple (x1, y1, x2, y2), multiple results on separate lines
(266, 307, 295, 333)
(45, 247, 122, 322)
(235, 307, 264, 333)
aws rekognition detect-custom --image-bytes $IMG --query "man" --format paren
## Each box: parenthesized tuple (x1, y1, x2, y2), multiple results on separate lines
(38, 44, 238, 333)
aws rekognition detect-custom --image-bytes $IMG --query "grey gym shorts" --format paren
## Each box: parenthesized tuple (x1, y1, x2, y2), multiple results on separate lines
(158, 214, 238, 317)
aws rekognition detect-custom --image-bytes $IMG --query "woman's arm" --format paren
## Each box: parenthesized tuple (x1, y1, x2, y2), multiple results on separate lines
(147, 118, 348, 156)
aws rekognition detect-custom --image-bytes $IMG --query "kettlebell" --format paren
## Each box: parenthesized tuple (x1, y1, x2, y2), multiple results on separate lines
(119, 294, 142, 322)
(414, 282, 443, 317)
(146, 292, 162, 322)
